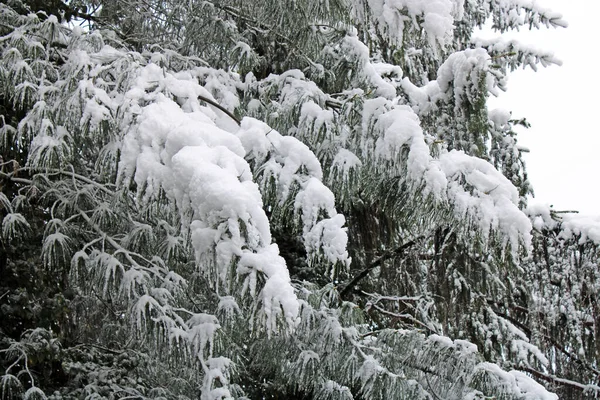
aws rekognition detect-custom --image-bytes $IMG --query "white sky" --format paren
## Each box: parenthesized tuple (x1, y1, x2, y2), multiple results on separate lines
(484, 0, 600, 215)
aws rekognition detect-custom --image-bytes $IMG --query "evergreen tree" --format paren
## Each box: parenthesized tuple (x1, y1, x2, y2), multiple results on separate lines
(1, 0, 597, 399)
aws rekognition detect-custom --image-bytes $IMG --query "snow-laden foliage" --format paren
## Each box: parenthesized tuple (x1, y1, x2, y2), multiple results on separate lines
(1, 0, 596, 399)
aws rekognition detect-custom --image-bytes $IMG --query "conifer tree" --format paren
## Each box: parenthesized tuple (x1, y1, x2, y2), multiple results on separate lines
(1, 0, 598, 399)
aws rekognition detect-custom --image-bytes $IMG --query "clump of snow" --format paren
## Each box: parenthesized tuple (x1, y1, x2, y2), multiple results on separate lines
(236, 117, 351, 271)
(325, 33, 398, 99)
(362, 97, 532, 250)
(489, 108, 511, 129)
(560, 214, 600, 244)
(331, 148, 362, 180)
(511, 339, 549, 367)
(374, 104, 432, 181)
(118, 64, 305, 331)
(526, 202, 600, 245)
(472, 37, 562, 72)
(526, 202, 556, 231)
(488, 0, 567, 31)
(357, 0, 455, 50)
(438, 150, 532, 250)
(295, 177, 337, 233)
(2, 212, 30, 240)
(476, 363, 558, 400)
(437, 48, 498, 108)
(300, 101, 334, 133)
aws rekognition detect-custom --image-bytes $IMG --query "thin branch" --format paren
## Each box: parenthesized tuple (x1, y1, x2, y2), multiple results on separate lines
(0, 170, 32, 185)
(519, 366, 600, 393)
(198, 94, 240, 126)
(44, 169, 115, 195)
(370, 303, 438, 334)
(361, 292, 423, 304)
(72, 342, 126, 355)
(339, 237, 422, 298)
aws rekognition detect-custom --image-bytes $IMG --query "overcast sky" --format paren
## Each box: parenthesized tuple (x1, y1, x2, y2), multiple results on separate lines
(484, 0, 600, 215)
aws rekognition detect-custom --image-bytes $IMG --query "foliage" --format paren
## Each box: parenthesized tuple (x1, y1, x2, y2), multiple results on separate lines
(1, 0, 598, 399)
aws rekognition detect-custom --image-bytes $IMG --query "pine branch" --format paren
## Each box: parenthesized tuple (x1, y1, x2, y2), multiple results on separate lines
(77, 209, 163, 278)
(205, 1, 323, 70)
(0, 167, 114, 195)
(488, 301, 600, 378)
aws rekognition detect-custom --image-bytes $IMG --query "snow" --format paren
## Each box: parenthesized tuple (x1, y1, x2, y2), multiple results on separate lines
(331, 148, 362, 180)
(358, 355, 384, 384)
(187, 313, 220, 358)
(89, 45, 126, 64)
(235, 117, 351, 269)
(400, 78, 440, 114)
(527, 202, 600, 245)
(362, 96, 532, 250)
(118, 65, 305, 331)
(471, 37, 562, 72)
(27, 123, 72, 169)
(374, 105, 431, 181)
(217, 296, 240, 318)
(318, 381, 353, 400)
(133, 294, 162, 331)
(437, 49, 497, 107)
(305, 214, 350, 274)
(295, 177, 337, 232)
(511, 339, 550, 366)
(490, 0, 567, 31)
(23, 387, 47, 400)
(332, 33, 398, 99)
(360, 0, 455, 49)
(238, 244, 299, 330)
(509, 370, 558, 400)
(439, 150, 532, 249)
(489, 108, 512, 128)
(300, 101, 334, 132)
(559, 214, 600, 244)
(4, 2, 591, 399)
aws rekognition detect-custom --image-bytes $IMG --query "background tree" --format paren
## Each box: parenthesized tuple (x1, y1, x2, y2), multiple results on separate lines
(1, 0, 598, 399)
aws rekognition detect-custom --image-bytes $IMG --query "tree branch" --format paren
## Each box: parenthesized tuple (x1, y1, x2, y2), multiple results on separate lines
(339, 237, 421, 298)
(519, 366, 600, 393)
(489, 302, 600, 378)
(197, 94, 240, 126)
